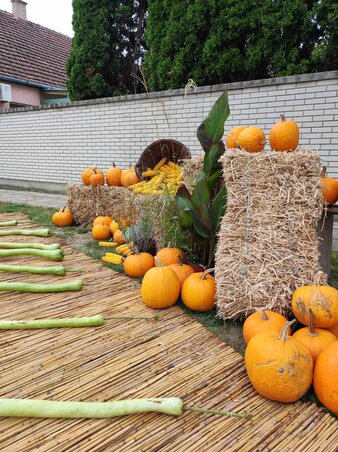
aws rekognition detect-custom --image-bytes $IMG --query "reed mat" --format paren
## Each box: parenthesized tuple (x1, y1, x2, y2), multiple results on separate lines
(0, 213, 336, 451)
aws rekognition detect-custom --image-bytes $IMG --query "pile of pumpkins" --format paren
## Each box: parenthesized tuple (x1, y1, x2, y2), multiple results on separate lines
(226, 115, 338, 205)
(81, 164, 140, 188)
(243, 284, 338, 415)
(91, 215, 127, 244)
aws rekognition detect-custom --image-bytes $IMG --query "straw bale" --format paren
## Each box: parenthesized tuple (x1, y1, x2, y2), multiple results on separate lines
(180, 156, 204, 193)
(215, 149, 327, 320)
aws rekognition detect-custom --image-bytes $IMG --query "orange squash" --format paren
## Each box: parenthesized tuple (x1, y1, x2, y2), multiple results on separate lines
(124, 252, 154, 278)
(82, 167, 103, 185)
(113, 229, 126, 244)
(90, 169, 105, 187)
(92, 223, 110, 240)
(321, 167, 338, 205)
(106, 162, 122, 187)
(141, 258, 180, 309)
(226, 126, 248, 149)
(237, 127, 266, 152)
(243, 309, 290, 344)
(52, 207, 73, 227)
(245, 320, 313, 403)
(269, 114, 299, 152)
(168, 258, 195, 286)
(313, 341, 338, 415)
(292, 285, 338, 328)
(155, 247, 184, 266)
(292, 309, 337, 364)
(181, 269, 216, 312)
(121, 167, 140, 188)
(93, 216, 113, 227)
(109, 220, 119, 234)
(327, 324, 338, 338)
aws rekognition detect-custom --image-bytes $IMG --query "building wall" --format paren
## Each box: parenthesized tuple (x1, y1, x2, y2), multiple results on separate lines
(0, 71, 337, 193)
(0, 82, 41, 110)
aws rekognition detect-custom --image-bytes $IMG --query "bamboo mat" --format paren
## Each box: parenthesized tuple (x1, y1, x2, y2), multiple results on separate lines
(0, 213, 336, 452)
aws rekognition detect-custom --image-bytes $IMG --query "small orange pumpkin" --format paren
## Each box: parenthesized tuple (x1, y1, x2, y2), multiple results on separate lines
(243, 309, 290, 344)
(155, 247, 184, 266)
(327, 324, 338, 338)
(226, 126, 248, 149)
(292, 309, 337, 364)
(82, 167, 103, 185)
(245, 320, 313, 403)
(90, 169, 105, 187)
(109, 220, 119, 234)
(269, 114, 299, 152)
(52, 207, 74, 227)
(93, 216, 113, 227)
(92, 223, 110, 240)
(124, 252, 154, 278)
(121, 167, 140, 188)
(321, 167, 338, 205)
(141, 258, 180, 309)
(292, 285, 338, 328)
(313, 341, 338, 415)
(168, 258, 195, 286)
(113, 229, 126, 244)
(106, 162, 122, 187)
(237, 127, 266, 152)
(181, 268, 216, 312)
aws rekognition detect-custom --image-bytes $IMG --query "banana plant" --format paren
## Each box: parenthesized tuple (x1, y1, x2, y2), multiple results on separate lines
(176, 91, 229, 267)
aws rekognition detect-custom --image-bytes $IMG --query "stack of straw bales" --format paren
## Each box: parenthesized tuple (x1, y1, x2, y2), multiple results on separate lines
(215, 149, 326, 319)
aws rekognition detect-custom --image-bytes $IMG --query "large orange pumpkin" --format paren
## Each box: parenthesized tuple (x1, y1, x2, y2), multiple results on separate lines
(109, 220, 119, 234)
(292, 285, 338, 328)
(155, 247, 184, 266)
(52, 207, 73, 227)
(237, 127, 266, 152)
(141, 259, 180, 309)
(226, 126, 248, 149)
(82, 167, 103, 185)
(327, 324, 338, 338)
(321, 167, 338, 205)
(269, 114, 299, 152)
(181, 269, 216, 312)
(113, 229, 126, 244)
(90, 169, 105, 187)
(243, 309, 290, 344)
(121, 167, 140, 188)
(93, 216, 113, 227)
(168, 259, 195, 286)
(292, 309, 337, 364)
(313, 341, 338, 415)
(124, 252, 154, 278)
(245, 320, 313, 403)
(106, 163, 122, 187)
(92, 223, 110, 240)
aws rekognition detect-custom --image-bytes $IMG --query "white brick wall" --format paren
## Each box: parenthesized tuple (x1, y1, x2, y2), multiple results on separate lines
(0, 71, 337, 189)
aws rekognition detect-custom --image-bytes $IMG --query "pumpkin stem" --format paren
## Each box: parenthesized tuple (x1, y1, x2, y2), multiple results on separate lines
(183, 406, 252, 420)
(278, 319, 296, 341)
(308, 309, 318, 337)
(177, 254, 184, 267)
(321, 166, 327, 178)
(280, 113, 286, 122)
(261, 309, 269, 321)
(112, 162, 116, 167)
(200, 268, 214, 280)
(154, 257, 163, 267)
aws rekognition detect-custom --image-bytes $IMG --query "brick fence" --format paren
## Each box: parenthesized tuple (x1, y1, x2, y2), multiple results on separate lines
(0, 70, 337, 193)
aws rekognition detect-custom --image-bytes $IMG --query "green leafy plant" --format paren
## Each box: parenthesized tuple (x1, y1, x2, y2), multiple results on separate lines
(176, 91, 230, 267)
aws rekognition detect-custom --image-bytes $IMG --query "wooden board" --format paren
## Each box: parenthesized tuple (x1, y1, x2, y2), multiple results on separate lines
(0, 213, 336, 451)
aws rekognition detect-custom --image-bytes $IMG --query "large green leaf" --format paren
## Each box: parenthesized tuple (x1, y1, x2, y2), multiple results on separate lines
(197, 91, 230, 148)
(176, 195, 193, 229)
(191, 179, 210, 210)
(203, 142, 225, 176)
(206, 169, 222, 191)
(210, 185, 227, 228)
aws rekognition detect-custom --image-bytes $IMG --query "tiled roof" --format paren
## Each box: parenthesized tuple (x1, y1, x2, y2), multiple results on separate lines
(0, 9, 71, 89)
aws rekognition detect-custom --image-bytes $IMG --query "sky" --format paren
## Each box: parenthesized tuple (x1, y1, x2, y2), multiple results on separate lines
(1, 0, 74, 36)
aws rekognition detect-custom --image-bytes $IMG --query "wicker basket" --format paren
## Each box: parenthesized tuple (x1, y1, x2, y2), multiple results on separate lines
(135, 139, 191, 179)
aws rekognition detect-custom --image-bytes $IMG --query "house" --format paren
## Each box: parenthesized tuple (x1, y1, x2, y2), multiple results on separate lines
(0, 0, 71, 110)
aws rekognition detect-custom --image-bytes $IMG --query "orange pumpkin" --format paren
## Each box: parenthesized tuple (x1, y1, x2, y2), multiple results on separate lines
(106, 162, 122, 187)
(90, 169, 105, 187)
(141, 258, 180, 309)
(93, 216, 113, 227)
(181, 269, 216, 312)
(292, 285, 338, 328)
(245, 320, 313, 403)
(113, 229, 126, 244)
(269, 114, 299, 152)
(237, 127, 266, 152)
(52, 207, 73, 227)
(124, 252, 154, 278)
(321, 167, 338, 205)
(292, 309, 337, 364)
(82, 167, 103, 185)
(121, 167, 140, 188)
(109, 220, 119, 234)
(313, 341, 338, 415)
(226, 126, 248, 149)
(168, 258, 195, 286)
(92, 223, 110, 240)
(155, 247, 184, 266)
(243, 309, 290, 344)
(327, 324, 338, 338)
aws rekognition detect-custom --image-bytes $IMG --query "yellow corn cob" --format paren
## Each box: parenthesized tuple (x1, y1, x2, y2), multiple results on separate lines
(98, 241, 118, 248)
(152, 157, 167, 171)
(123, 250, 134, 256)
(102, 254, 124, 265)
(168, 161, 180, 170)
(116, 244, 130, 253)
(142, 170, 159, 178)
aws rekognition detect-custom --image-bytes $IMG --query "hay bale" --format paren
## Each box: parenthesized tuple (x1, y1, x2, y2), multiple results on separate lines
(215, 149, 327, 320)
(180, 156, 204, 193)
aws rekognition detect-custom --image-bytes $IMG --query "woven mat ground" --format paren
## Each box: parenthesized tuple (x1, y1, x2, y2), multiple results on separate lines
(0, 213, 336, 452)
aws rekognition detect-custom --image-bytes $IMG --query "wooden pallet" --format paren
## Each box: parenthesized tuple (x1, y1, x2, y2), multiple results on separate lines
(0, 213, 336, 451)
